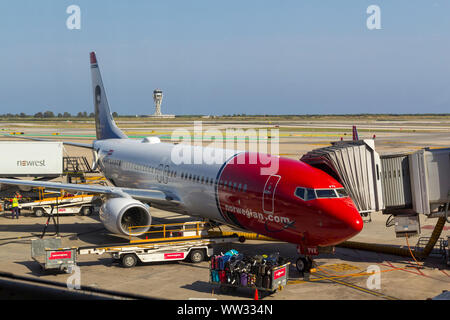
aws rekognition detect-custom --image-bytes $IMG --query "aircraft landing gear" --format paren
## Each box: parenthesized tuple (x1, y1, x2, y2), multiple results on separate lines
(296, 256, 314, 280)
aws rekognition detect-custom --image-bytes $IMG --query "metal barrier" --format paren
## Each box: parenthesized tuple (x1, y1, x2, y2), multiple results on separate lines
(128, 221, 208, 243)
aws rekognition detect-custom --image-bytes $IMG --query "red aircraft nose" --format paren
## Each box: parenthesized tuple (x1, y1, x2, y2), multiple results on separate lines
(342, 205, 364, 235)
(319, 198, 363, 245)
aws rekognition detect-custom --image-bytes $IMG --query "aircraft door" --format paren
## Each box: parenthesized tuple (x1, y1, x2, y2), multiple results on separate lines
(263, 175, 281, 214)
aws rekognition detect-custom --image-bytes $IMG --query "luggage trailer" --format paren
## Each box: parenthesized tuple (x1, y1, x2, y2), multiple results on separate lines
(31, 234, 240, 272)
(18, 194, 98, 217)
(78, 235, 240, 268)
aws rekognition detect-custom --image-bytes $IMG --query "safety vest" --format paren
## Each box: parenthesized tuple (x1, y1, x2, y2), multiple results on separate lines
(12, 197, 18, 208)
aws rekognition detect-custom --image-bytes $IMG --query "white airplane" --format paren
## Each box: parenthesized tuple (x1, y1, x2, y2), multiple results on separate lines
(0, 52, 363, 264)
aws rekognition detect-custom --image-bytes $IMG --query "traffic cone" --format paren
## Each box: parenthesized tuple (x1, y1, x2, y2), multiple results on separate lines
(254, 289, 259, 300)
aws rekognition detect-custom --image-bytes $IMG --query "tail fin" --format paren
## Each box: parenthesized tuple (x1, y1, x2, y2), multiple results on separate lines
(90, 52, 127, 140)
(352, 125, 359, 141)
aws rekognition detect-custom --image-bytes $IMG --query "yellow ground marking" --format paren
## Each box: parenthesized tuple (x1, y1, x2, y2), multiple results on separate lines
(320, 263, 360, 272)
(288, 265, 405, 285)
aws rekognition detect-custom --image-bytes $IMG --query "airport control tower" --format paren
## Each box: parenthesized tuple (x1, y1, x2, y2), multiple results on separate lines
(150, 89, 174, 118)
(153, 89, 163, 116)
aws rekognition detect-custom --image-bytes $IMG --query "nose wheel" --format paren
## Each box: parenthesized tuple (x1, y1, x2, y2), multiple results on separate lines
(296, 256, 313, 278)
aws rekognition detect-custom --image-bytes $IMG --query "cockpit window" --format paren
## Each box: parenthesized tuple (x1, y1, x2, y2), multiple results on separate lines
(296, 187, 349, 201)
(336, 188, 349, 198)
(295, 187, 316, 201)
(316, 189, 338, 198)
(306, 188, 316, 200)
(295, 187, 306, 200)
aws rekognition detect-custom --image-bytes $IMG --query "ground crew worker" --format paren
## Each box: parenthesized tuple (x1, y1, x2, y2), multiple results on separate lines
(11, 192, 21, 219)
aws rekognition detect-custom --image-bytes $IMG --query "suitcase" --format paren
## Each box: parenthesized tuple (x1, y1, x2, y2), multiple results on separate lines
(240, 273, 248, 286)
(211, 270, 219, 283)
(233, 272, 240, 286)
(219, 270, 226, 284)
(263, 275, 271, 289)
(263, 264, 271, 275)
(215, 271, 220, 283)
(218, 256, 224, 270)
(248, 274, 256, 286)
(235, 261, 246, 272)
(258, 264, 266, 275)
(256, 275, 263, 288)
(229, 253, 244, 271)
(211, 255, 216, 270)
(210, 256, 216, 270)
(214, 255, 221, 270)
(220, 255, 231, 270)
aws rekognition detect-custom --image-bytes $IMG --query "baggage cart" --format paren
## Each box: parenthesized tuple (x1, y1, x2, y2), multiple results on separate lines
(210, 260, 290, 296)
(31, 237, 77, 273)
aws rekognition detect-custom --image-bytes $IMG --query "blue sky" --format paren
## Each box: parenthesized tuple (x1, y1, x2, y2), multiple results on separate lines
(0, 1, 449, 116)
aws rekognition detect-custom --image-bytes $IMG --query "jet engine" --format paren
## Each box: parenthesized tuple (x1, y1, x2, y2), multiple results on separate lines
(99, 197, 152, 236)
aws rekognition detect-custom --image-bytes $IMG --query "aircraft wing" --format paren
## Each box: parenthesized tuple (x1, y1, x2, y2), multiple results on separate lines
(0, 178, 181, 206)
(1, 134, 93, 149)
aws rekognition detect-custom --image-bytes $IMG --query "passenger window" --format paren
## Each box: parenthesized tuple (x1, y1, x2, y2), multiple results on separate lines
(238, 183, 242, 192)
(243, 184, 247, 192)
(233, 182, 237, 190)
(316, 189, 337, 198)
(295, 187, 306, 200)
(306, 189, 316, 200)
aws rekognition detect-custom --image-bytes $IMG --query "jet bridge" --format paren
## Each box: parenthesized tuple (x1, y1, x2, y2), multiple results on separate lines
(301, 140, 450, 237)
(300, 140, 383, 215)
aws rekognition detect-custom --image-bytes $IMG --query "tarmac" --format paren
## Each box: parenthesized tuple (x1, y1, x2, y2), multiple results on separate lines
(0, 208, 448, 300)
(0, 118, 449, 300)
